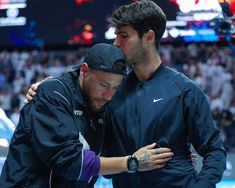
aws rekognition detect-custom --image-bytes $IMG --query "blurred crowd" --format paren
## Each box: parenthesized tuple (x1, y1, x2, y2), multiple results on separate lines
(0, 43, 235, 151)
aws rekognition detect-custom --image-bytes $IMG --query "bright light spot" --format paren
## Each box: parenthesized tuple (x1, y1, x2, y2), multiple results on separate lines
(6, 8, 19, 18)
(0, 138, 9, 147)
(105, 27, 116, 40)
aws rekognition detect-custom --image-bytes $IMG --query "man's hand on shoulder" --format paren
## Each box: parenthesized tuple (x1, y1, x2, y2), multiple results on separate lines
(24, 76, 53, 104)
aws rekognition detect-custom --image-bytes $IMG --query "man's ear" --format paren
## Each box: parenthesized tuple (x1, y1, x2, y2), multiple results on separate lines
(80, 63, 89, 77)
(144, 30, 155, 44)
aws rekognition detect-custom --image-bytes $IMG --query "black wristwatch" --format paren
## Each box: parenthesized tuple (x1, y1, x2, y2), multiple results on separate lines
(127, 155, 139, 173)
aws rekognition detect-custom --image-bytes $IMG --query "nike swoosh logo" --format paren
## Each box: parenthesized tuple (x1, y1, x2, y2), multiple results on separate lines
(153, 98, 164, 103)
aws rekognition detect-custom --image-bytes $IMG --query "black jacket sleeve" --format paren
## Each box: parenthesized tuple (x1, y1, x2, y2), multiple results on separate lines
(30, 80, 85, 181)
(184, 85, 226, 188)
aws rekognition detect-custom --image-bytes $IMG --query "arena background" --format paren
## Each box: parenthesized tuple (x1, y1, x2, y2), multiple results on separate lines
(0, 0, 235, 187)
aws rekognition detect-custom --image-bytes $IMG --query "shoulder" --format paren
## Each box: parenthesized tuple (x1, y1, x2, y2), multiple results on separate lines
(161, 66, 208, 102)
(38, 74, 73, 94)
(35, 75, 75, 104)
(165, 66, 200, 90)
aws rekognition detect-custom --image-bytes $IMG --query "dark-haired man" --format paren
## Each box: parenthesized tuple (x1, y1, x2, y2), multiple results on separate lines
(105, 1, 226, 188)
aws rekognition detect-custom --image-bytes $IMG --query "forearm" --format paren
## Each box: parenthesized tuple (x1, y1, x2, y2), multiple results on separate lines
(99, 156, 128, 175)
(99, 143, 174, 175)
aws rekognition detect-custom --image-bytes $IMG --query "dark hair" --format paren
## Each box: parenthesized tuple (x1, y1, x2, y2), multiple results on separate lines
(111, 0, 166, 50)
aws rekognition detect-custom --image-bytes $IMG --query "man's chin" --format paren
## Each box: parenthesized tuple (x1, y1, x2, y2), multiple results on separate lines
(91, 107, 103, 113)
(90, 101, 110, 112)
(91, 104, 105, 113)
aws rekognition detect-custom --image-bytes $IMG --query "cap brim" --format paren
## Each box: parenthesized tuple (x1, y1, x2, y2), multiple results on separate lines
(72, 64, 81, 71)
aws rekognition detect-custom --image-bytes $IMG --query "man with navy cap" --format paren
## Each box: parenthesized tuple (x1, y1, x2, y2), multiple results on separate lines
(0, 43, 173, 188)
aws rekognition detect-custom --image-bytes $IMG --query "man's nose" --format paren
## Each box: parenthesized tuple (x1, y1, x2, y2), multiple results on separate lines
(113, 38, 120, 47)
(102, 89, 114, 101)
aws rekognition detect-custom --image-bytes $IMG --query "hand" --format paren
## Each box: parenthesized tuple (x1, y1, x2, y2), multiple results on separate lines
(24, 76, 53, 104)
(190, 153, 197, 166)
(133, 143, 174, 171)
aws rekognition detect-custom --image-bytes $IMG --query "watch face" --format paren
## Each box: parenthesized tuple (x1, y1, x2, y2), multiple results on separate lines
(128, 156, 138, 173)
(130, 159, 138, 170)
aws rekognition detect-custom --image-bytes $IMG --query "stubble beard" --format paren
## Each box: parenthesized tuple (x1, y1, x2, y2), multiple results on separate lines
(82, 82, 103, 113)
(128, 45, 147, 67)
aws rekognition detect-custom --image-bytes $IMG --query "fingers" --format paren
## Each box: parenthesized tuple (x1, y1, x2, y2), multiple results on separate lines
(137, 154, 173, 172)
(191, 153, 197, 159)
(23, 82, 40, 104)
(24, 93, 33, 104)
(153, 153, 173, 162)
(141, 146, 173, 156)
(190, 153, 197, 166)
(148, 148, 174, 165)
(133, 145, 175, 172)
(136, 150, 173, 172)
(32, 82, 41, 91)
(156, 148, 161, 154)
(29, 86, 37, 96)
(152, 152, 174, 165)
(142, 143, 156, 149)
(24, 90, 35, 104)
(149, 147, 172, 155)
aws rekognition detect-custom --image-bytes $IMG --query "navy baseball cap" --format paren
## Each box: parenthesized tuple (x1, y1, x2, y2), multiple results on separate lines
(74, 43, 128, 76)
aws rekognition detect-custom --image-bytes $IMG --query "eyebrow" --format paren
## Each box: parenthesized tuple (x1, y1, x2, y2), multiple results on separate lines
(115, 30, 127, 35)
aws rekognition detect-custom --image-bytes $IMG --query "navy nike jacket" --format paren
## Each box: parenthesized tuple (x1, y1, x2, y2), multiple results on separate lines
(105, 64, 226, 188)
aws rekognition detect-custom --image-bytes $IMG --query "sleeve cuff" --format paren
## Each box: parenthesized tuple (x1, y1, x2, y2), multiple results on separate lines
(79, 149, 100, 181)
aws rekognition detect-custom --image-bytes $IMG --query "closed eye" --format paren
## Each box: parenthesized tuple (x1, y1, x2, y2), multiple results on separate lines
(115, 32, 128, 38)
(100, 83, 109, 88)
